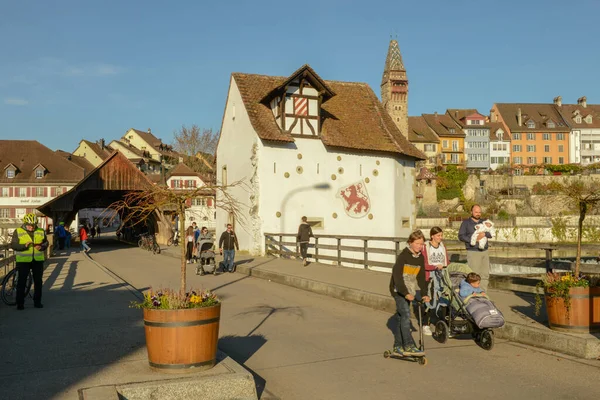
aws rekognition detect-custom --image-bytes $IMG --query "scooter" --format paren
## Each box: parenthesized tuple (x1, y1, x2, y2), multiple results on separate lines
(383, 300, 428, 366)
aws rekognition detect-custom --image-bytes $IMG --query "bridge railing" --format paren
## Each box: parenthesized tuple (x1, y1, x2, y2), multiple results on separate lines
(0, 243, 16, 280)
(264, 232, 407, 270)
(263, 233, 600, 272)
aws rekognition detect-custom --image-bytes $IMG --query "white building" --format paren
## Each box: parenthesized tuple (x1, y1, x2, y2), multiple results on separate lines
(216, 64, 425, 255)
(554, 96, 600, 165)
(488, 123, 511, 170)
(166, 163, 216, 230)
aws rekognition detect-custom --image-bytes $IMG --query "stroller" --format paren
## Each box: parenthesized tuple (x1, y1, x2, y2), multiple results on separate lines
(195, 238, 218, 276)
(428, 262, 505, 351)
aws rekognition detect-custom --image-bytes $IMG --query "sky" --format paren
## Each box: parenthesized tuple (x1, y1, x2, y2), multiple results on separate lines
(1, 0, 599, 152)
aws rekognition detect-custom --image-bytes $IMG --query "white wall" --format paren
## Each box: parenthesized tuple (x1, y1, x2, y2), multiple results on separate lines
(216, 77, 260, 252)
(124, 130, 161, 161)
(73, 142, 104, 167)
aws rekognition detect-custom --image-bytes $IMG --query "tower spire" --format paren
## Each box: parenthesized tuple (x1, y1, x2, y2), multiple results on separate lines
(381, 38, 409, 138)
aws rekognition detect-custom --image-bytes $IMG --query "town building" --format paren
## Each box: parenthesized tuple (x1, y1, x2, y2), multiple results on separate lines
(447, 109, 491, 170)
(554, 96, 600, 166)
(488, 122, 511, 170)
(216, 63, 425, 255)
(72, 139, 113, 168)
(407, 116, 440, 167)
(166, 163, 216, 230)
(492, 103, 570, 172)
(422, 113, 465, 166)
(0, 140, 85, 238)
(381, 39, 409, 138)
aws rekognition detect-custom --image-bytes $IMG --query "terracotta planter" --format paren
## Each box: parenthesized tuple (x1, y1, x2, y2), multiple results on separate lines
(545, 287, 600, 333)
(143, 303, 221, 372)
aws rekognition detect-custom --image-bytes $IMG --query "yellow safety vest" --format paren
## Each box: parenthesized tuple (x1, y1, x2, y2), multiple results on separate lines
(15, 227, 46, 262)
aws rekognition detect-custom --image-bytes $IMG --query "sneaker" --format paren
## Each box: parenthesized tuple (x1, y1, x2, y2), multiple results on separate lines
(392, 346, 405, 354)
(403, 345, 425, 356)
(303, 259, 308, 266)
(422, 326, 433, 336)
(186, 260, 190, 264)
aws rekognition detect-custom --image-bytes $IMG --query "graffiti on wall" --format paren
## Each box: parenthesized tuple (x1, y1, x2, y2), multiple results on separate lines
(338, 180, 370, 218)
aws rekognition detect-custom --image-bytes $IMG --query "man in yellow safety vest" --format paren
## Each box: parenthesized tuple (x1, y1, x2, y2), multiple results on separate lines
(10, 213, 49, 310)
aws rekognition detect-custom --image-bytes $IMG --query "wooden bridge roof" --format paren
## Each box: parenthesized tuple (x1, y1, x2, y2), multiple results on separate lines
(38, 151, 154, 217)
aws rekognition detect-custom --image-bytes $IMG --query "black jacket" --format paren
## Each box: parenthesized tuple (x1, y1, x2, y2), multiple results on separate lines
(296, 223, 313, 243)
(219, 231, 239, 251)
(458, 217, 492, 251)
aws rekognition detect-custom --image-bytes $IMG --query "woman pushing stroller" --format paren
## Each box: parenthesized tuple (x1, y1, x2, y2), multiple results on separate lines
(389, 230, 430, 356)
(421, 226, 449, 336)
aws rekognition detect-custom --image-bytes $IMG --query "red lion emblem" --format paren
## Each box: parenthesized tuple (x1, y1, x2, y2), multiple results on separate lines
(338, 181, 370, 218)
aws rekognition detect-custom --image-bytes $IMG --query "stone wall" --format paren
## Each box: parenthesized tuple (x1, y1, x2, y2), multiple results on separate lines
(480, 174, 600, 191)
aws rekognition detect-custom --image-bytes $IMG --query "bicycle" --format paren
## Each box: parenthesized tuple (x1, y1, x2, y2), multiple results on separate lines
(1, 267, 33, 306)
(137, 233, 161, 254)
(167, 230, 179, 247)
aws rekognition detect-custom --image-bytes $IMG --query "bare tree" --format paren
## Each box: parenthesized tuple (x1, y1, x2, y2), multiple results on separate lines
(109, 180, 246, 295)
(558, 178, 600, 276)
(172, 125, 219, 173)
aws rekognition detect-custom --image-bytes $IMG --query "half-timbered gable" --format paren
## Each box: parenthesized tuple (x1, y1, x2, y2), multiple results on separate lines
(265, 65, 335, 137)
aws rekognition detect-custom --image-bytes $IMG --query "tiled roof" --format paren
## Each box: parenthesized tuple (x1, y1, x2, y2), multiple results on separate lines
(416, 167, 436, 180)
(232, 70, 425, 159)
(168, 163, 201, 178)
(408, 116, 440, 143)
(494, 103, 570, 132)
(488, 122, 511, 142)
(55, 150, 96, 174)
(446, 109, 489, 128)
(381, 40, 405, 85)
(422, 114, 465, 138)
(0, 141, 85, 183)
(131, 128, 162, 147)
(81, 140, 113, 160)
(556, 104, 600, 129)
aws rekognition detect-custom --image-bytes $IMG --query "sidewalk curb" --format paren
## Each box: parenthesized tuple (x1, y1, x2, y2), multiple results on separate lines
(234, 260, 600, 360)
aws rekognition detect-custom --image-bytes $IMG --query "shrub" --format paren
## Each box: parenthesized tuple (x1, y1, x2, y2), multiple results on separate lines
(497, 209, 510, 220)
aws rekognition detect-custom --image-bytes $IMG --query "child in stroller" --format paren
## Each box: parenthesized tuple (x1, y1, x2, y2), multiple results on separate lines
(428, 263, 504, 351)
(195, 228, 219, 276)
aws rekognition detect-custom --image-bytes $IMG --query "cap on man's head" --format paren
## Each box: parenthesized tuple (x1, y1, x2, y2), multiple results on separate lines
(59, 222, 65, 226)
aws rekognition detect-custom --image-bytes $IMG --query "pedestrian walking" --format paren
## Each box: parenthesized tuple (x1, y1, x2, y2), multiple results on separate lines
(422, 226, 449, 336)
(192, 222, 200, 263)
(296, 216, 314, 266)
(79, 224, 91, 253)
(218, 224, 239, 273)
(96, 224, 101, 238)
(65, 227, 71, 249)
(458, 205, 492, 291)
(185, 226, 195, 264)
(90, 225, 97, 239)
(10, 213, 48, 310)
(54, 222, 67, 250)
(389, 230, 430, 355)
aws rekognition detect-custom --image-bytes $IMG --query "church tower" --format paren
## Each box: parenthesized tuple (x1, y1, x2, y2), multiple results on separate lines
(381, 39, 409, 138)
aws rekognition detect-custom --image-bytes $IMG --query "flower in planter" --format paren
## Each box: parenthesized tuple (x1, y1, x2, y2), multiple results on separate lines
(535, 272, 590, 317)
(132, 288, 220, 310)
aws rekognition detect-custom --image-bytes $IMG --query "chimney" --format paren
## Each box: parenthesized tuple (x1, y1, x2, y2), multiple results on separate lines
(517, 108, 522, 127)
(454, 110, 458, 118)
(577, 96, 587, 108)
(100, 138, 105, 149)
(553, 96, 562, 107)
(434, 111, 438, 122)
(490, 109, 496, 122)
(148, 128, 152, 134)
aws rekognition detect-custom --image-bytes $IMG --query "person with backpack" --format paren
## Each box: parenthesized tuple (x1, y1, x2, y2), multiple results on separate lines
(54, 222, 67, 250)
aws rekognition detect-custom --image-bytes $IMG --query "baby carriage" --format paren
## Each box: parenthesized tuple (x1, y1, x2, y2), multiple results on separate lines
(428, 262, 505, 351)
(195, 238, 218, 276)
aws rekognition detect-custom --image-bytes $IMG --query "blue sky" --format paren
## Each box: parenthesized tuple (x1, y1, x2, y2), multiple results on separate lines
(1, 0, 599, 152)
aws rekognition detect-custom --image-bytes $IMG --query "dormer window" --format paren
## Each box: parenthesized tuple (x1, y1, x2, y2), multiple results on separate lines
(4, 163, 17, 179)
(547, 120, 555, 128)
(449, 128, 455, 134)
(575, 115, 582, 124)
(527, 120, 535, 129)
(585, 115, 593, 124)
(33, 164, 47, 179)
(265, 65, 335, 137)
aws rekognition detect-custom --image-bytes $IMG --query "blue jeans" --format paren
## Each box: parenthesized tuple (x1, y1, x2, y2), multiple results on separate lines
(393, 295, 416, 349)
(81, 240, 90, 252)
(223, 250, 235, 271)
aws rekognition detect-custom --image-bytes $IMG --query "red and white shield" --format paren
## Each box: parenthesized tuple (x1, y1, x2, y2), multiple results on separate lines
(337, 180, 371, 218)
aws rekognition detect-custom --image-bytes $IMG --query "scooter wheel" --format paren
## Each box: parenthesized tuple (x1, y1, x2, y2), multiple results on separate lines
(383, 350, 391, 359)
(418, 357, 427, 366)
